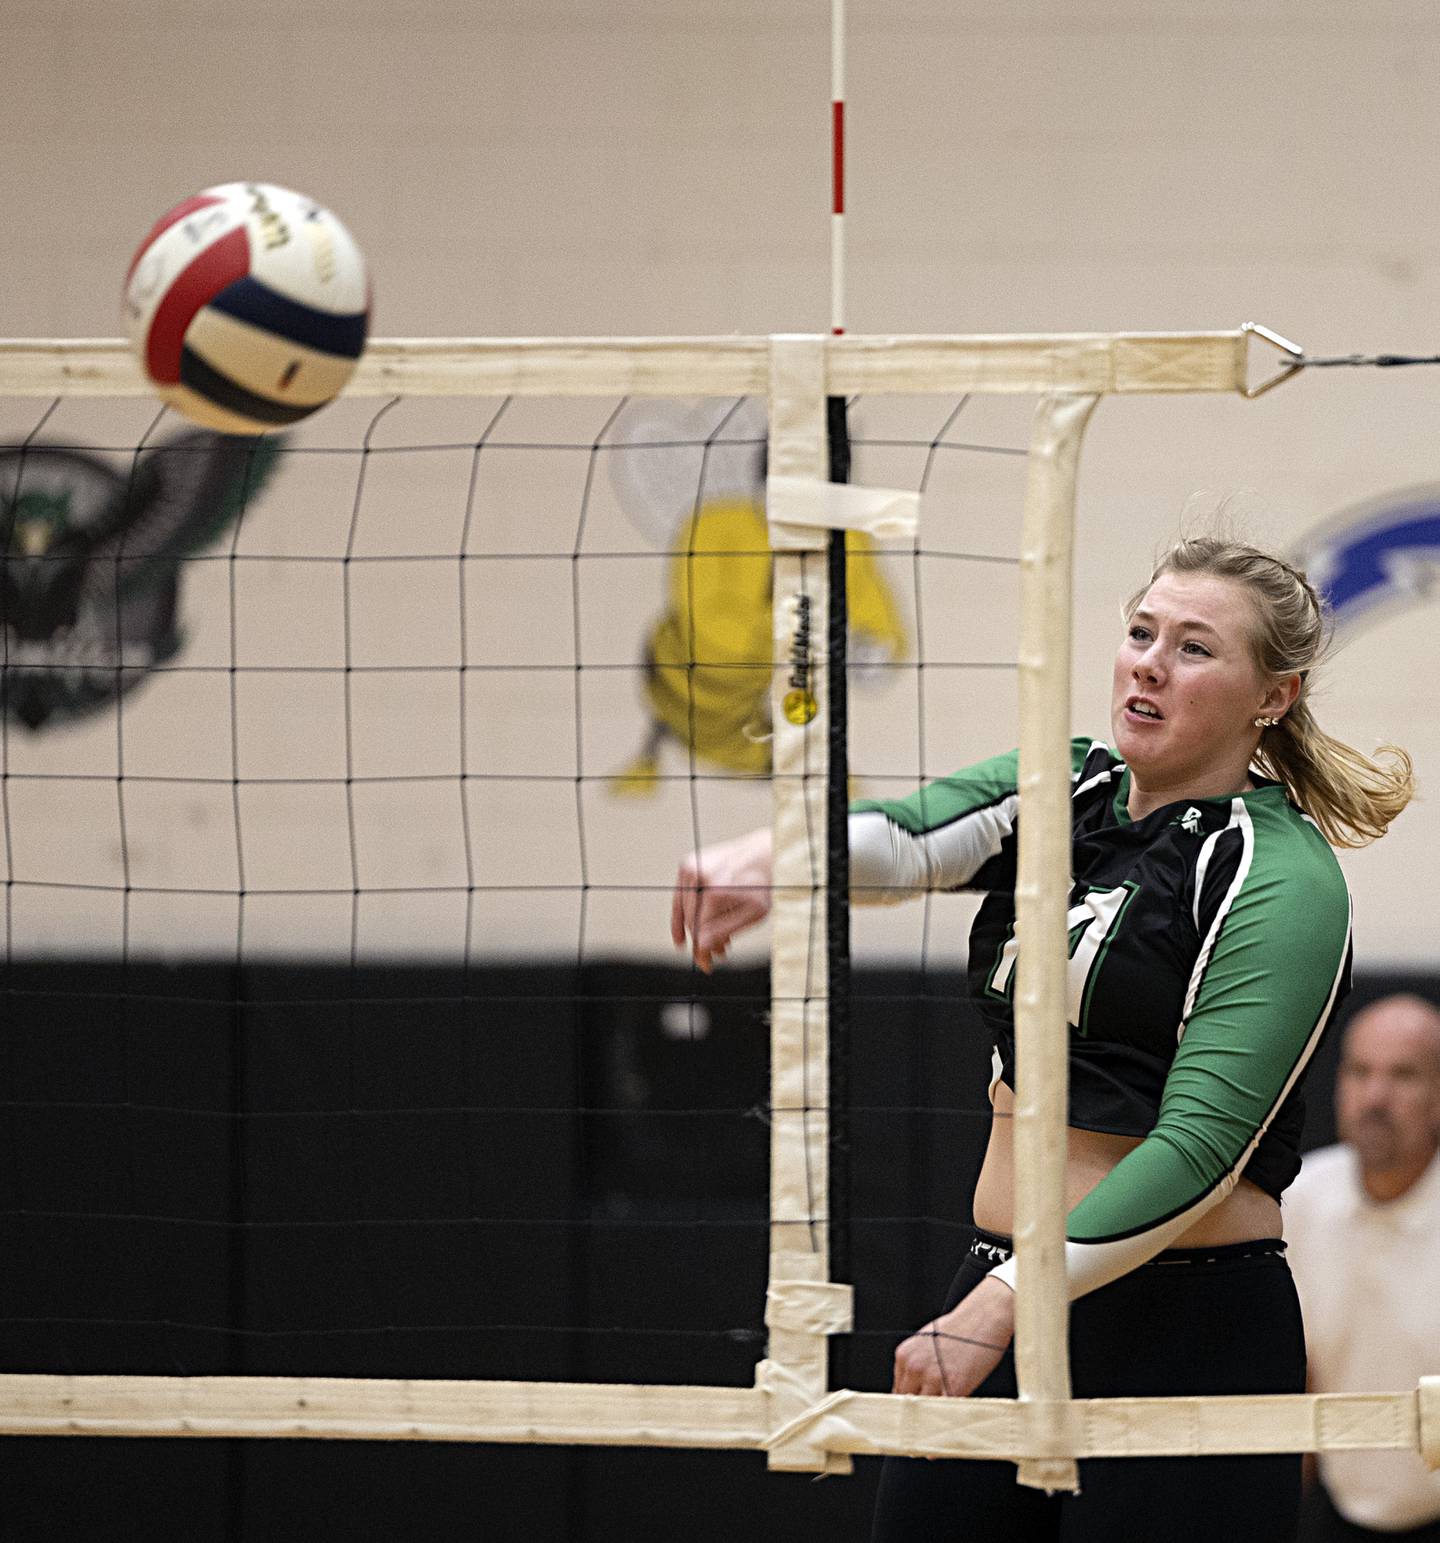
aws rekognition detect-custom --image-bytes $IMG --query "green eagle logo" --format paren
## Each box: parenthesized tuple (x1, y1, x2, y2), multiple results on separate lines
(0, 431, 282, 730)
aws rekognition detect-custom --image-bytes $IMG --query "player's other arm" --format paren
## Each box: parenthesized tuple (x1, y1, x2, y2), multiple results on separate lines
(670, 740, 1104, 970)
(670, 748, 1031, 971)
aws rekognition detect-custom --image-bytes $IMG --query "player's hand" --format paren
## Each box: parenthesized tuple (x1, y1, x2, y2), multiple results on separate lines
(670, 828, 773, 973)
(891, 1276, 1015, 1399)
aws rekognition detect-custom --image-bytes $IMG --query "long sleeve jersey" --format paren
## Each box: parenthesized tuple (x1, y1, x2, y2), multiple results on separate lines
(849, 739, 1352, 1300)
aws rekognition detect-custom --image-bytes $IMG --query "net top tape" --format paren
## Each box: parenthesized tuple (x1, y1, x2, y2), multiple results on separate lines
(0, 332, 1250, 399)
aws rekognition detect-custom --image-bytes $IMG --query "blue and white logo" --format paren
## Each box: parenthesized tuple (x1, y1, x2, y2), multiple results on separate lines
(1296, 486, 1440, 630)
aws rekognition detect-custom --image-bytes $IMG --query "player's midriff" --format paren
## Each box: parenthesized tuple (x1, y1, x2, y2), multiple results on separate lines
(972, 1081, 1283, 1247)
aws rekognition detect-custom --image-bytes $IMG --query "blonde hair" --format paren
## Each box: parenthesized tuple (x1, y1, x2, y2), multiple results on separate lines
(1128, 537, 1413, 848)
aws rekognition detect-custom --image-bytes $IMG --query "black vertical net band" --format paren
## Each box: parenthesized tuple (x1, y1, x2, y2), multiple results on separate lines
(825, 393, 852, 1392)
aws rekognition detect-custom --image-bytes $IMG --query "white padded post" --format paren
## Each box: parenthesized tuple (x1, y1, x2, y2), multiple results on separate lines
(762, 334, 852, 1474)
(1011, 391, 1101, 1494)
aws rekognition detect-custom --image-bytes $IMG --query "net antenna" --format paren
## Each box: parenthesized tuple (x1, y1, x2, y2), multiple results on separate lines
(3, 329, 1436, 1483)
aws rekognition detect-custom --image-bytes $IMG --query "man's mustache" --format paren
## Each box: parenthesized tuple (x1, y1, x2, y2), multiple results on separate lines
(1351, 1111, 1397, 1135)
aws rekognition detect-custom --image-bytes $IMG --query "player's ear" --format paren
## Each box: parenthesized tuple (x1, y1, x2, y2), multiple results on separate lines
(1259, 672, 1301, 721)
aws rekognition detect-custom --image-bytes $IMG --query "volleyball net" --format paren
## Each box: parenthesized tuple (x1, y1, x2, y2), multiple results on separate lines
(0, 330, 1434, 1491)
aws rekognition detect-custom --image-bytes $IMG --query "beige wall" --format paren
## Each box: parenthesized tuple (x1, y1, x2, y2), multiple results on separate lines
(3, 1, 1438, 965)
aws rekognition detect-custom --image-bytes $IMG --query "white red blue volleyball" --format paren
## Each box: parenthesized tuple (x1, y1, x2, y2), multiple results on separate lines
(123, 182, 370, 435)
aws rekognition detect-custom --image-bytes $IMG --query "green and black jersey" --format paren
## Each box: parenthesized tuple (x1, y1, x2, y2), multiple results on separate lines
(850, 738, 1352, 1300)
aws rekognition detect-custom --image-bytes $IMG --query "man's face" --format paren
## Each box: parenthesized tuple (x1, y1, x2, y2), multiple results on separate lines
(1336, 998, 1440, 1176)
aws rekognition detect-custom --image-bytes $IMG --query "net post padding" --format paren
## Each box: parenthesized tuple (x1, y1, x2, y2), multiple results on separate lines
(1011, 391, 1101, 1495)
(760, 333, 853, 1475)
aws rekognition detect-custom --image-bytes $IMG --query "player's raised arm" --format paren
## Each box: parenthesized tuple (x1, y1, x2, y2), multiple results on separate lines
(672, 754, 1044, 971)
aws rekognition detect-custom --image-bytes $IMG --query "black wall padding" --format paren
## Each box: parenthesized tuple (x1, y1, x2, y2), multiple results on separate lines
(2, 960, 1423, 1541)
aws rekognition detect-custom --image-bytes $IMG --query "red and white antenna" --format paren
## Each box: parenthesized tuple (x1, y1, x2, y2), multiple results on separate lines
(831, 0, 846, 337)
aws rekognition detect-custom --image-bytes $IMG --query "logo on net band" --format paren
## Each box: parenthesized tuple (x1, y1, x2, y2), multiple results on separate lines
(782, 591, 817, 726)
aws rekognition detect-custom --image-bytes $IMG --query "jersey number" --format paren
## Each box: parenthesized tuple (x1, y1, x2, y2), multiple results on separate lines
(985, 881, 1139, 1032)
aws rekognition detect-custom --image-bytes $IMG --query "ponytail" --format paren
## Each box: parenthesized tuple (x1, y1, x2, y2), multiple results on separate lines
(1255, 702, 1411, 848)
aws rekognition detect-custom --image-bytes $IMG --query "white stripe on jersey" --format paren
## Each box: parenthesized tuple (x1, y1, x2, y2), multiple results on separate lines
(1072, 743, 1118, 801)
(1191, 822, 1227, 934)
(1179, 797, 1253, 1039)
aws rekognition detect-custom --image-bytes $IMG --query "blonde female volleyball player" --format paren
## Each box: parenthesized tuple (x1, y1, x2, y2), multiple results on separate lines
(670, 538, 1413, 1542)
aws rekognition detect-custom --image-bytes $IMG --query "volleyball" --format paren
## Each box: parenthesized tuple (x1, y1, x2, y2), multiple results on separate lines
(122, 182, 370, 435)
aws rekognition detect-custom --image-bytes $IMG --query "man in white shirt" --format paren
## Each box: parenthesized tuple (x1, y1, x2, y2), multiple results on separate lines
(1286, 993, 1440, 1541)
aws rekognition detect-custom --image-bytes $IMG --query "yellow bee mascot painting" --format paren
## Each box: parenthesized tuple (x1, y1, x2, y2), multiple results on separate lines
(609, 401, 907, 791)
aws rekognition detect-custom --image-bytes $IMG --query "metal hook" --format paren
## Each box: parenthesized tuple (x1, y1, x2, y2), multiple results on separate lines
(1241, 321, 1306, 398)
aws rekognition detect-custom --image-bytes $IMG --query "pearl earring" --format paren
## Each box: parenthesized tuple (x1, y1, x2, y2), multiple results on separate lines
(1254, 715, 1280, 729)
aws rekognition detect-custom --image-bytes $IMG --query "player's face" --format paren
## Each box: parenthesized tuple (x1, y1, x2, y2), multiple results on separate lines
(1111, 572, 1280, 800)
(1336, 1003, 1440, 1175)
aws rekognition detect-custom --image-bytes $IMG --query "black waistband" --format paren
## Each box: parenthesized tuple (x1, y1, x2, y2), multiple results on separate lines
(969, 1225, 1286, 1268)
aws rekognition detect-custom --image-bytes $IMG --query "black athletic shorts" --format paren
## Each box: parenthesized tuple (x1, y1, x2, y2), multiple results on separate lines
(871, 1227, 1307, 1543)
